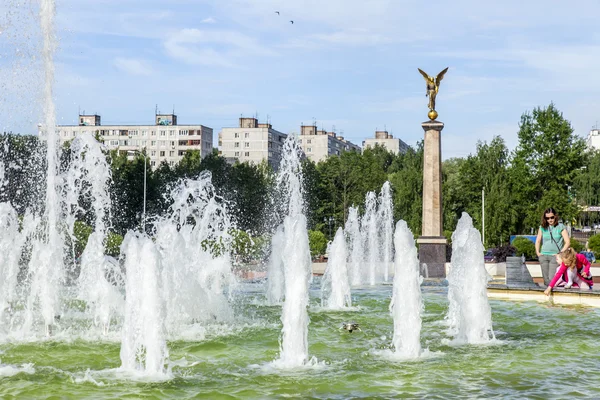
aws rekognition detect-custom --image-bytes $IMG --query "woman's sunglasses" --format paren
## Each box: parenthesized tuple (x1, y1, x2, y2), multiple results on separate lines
(545, 215, 556, 220)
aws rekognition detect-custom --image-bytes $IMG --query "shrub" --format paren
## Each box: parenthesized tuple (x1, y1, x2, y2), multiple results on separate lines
(512, 237, 536, 260)
(570, 237, 584, 253)
(588, 234, 600, 260)
(492, 245, 516, 262)
(105, 232, 124, 257)
(308, 230, 327, 258)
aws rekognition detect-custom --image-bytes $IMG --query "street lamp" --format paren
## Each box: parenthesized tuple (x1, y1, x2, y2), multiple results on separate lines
(127, 149, 147, 231)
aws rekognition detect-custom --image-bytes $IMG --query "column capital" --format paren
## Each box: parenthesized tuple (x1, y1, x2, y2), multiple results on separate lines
(421, 120, 444, 132)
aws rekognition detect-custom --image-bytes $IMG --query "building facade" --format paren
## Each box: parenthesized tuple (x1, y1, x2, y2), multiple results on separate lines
(218, 117, 287, 170)
(363, 130, 410, 154)
(58, 113, 213, 169)
(298, 125, 361, 163)
(588, 128, 600, 151)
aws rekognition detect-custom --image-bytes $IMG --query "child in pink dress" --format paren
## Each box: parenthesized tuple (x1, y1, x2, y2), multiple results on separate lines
(544, 248, 593, 295)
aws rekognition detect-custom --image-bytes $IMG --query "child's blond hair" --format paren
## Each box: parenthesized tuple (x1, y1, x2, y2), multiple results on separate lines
(560, 247, 577, 269)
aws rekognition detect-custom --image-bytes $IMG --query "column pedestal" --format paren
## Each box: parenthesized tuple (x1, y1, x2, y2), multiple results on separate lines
(418, 120, 447, 278)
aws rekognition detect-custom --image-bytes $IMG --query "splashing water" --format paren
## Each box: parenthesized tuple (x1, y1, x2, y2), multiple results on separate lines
(378, 182, 394, 282)
(120, 233, 169, 375)
(157, 171, 235, 331)
(362, 192, 379, 285)
(446, 212, 494, 344)
(273, 135, 312, 368)
(390, 221, 423, 358)
(0, 204, 27, 324)
(24, 0, 63, 335)
(345, 206, 364, 286)
(69, 134, 122, 332)
(321, 227, 352, 309)
(266, 224, 285, 304)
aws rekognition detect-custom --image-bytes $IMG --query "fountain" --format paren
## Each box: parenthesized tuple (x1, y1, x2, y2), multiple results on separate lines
(390, 220, 423, 358)
(266, 225, 285, 304)
(378, 181, 394, 282)
(446, 212, 495, 344)
(345, 206, 364, 286)
(362, 191, 380, 285)
(321, 227, 352, 309)
(3, 1, 600, 398)
(119, 233, 169, 375)
(272, 135, 312, 368)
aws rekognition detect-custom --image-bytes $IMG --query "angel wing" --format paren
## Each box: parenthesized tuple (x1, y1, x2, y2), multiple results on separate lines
(435, 67, 449, 86)
(417, 68, 434, 84)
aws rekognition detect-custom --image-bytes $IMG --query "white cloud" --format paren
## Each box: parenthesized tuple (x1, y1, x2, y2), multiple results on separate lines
(163, 28, 276, 67)
(201, 17, 216, 24)
(113, 58, 154, 76)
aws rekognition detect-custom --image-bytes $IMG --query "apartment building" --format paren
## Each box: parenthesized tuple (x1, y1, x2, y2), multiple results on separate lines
(362, 130, 410, 154)
(588, 128, 600, 151)
(218, 117, 287, 170)
(58, 113, 213, 169)
(298, 125, 361, 163)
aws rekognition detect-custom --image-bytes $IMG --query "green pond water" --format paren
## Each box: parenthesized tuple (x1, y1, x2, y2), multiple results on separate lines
(1, 284, 599, 399)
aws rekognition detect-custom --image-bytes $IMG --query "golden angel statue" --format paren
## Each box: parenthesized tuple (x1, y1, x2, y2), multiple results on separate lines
(417, 67, 448, 113)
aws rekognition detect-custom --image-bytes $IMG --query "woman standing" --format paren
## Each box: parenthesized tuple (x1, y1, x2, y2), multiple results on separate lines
(535, 208, 570, 286)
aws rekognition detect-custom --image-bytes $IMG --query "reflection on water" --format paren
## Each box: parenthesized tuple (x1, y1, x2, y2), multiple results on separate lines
(1, 286, 600, 399)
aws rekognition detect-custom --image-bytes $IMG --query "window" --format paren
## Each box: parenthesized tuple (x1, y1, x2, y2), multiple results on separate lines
(244, 152, 249, 157)
(244, 132, 249, 138)
(169, 151, 175, 157)
(235, 142, 240, 148)
(179, 130, 189, 136)
(142, 130, 148, 137)
(170, 141, 176, 147)
(169, 131, 175, 137)
(234, 132, 239, 138)
(169, 160, 174, 166)
(268, 151, 273, 157)
(160, 130, 166, 136)
(151, 140, 156, 146)
(120, 140, 128, 146)
(130, 130, 138, 136)
(298, 139, 302, 144)
(307, 147, 312, 152)
(268, 142, 272, 148)
(151, 150, 156, 156)
(151, 131, 156, 136)
(151, 161, 156, 167)
(307, 139, 312, 144)
(245, 142, 250, 147)
(160, 141, 166, 147)
(160, 151, 165, 157)
(235, 151, 240, 156)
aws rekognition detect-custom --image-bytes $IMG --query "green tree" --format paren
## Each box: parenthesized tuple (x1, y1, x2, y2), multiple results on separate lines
(573, 150, 600, 208)
(389, 143, 423, 234)
(457, 137, 514, 246)
(588, 234, 600, 258)
(512, 237, 536, 260)
(511, 103, 586, 230)
(308, 230, 327, 258)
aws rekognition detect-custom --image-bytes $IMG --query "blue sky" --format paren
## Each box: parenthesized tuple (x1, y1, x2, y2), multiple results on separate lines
(1, 0, 599, 159)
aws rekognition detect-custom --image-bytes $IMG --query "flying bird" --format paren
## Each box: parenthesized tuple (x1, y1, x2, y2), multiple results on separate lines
(290, 20, 294, 24)
(275, 11, 279, 15)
